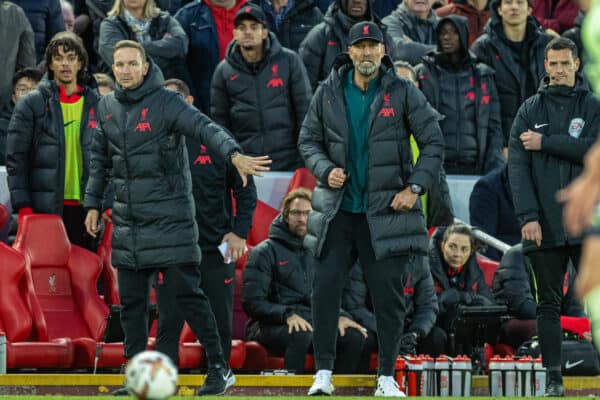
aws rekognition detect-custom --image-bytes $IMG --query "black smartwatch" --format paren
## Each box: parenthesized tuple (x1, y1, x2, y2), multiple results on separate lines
(410, 184, 423, 195)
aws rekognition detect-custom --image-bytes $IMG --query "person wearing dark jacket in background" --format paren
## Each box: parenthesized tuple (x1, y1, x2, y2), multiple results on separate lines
(153, 78, 257, 369)
(469, 164, 520, 261)
(243, 189, 367, 373)
(0, 68, 42, 166)
(175, 0, 247, 112)
(436, 0, 490, 46)
(394, 60, 454, 229)
(251, 0, 323, 52)
(99, 0, 189, 82)
(298, 0, 400, 90)
(471, 0, 552, 152)
(562, 8, 587, 68)
(342, 258, 440, 369)
(83, 40, 270, 396)
(493, 244, 586, 349)
(415, 15, 503, 175)
(6, 32, 100, 250)
(508, 37, 600, 396)
(429, 224, 496, 356)
(299, 22, 444, 396)
(211, 4, 312, 171)
(11, 0, 65, 63)
(382, 0, 439, 65)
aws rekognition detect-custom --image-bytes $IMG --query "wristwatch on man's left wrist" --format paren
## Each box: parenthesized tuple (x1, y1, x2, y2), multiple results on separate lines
(410, 184, 423, 195)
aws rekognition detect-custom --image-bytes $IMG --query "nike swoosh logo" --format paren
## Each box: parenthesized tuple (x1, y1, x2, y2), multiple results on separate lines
(229, 74, 239, 81)
(224, 278, 233, 284)
(278, 261, 289, 266)
(534, 123, 549, 129)
(565, 359, 584, 369)
(64, 120, 77, 128)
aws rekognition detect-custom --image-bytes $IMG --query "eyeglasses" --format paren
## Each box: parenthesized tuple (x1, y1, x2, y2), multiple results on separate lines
(289, 209, 310, 217)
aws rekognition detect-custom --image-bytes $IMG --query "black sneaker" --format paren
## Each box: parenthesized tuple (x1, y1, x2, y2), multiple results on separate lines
(197, 364, 235, 396)
(111, 387, 129, 396)
(544, 382, 565, 397)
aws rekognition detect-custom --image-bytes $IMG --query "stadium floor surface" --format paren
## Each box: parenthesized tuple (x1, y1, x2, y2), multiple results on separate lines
(0, 374, 599, 397)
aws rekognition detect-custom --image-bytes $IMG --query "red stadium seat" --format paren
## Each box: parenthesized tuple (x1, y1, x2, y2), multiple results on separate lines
(12, 214, 125, 369)
(233, 268, 248, 341)
(0, 204, 8, 231)
(476, 256, 499, 289)
(242, 341, 315, 372)
(177, 323, 246, 370)
(97, 220, 120, 306)
(286, 168, 317, 193)
(0, 241, 74, 369)
(246, 201, 278, 246)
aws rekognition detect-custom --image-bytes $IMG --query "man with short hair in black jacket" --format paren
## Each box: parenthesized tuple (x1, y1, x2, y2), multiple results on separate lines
(342, 259, 439, 370)
(508, 37, 600, 397)
(153, 78, 257, 370)
(211, 4, 311, 171)
(298, 0, 399, 90)
(6, 32, 100, 250)
(251, 0, 323, 52)
(471, 0, 552, 154)
(242, 188, 367, 373)
(415, 15, 503, 175)
(299, 21, 443, 397)
(83, 39, 271, 396)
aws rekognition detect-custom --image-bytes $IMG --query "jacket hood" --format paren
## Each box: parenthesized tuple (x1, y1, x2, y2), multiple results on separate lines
(225, 31, 283, 73)
(325, 0, 373, 28)
(436, 15, 469, 55)
(268, 214, 305, 250)
(114, 59, 164, 104)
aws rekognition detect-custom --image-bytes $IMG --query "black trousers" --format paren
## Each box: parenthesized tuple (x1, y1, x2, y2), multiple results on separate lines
(62, 205, 94, 250)
(312, 212, 410, 376)
(155, 251, 235, 366)
(528, 245, 581, 369)
(118, 264, 224, 367)
(257, 323, 366, 373)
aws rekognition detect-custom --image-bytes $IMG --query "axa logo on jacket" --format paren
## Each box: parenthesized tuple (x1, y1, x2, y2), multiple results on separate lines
(378, 92, 395, 117)
(267, 64, 284, 88)
(134, 107, 152, 132)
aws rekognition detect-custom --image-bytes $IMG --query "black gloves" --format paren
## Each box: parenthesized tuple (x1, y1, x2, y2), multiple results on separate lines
(399, 332, 418, 355)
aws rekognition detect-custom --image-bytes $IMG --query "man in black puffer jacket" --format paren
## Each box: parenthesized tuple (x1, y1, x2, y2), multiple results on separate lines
(251, 0, 323, 52)
(342, 259, 439, 369)
(242, 189, 367, 373)
(508, 37, 600, 397)
(471, 0, 552, 150)
(210, 4, 312, 171)
(298, 0, 400, 90)
(299, 22, 443, 397)
(83, 40, 270, 396)
(6, 32, 100, 250)
(415, 15, 503, 175)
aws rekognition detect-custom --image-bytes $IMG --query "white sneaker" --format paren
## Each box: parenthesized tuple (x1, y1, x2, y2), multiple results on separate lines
(308, 370, 334, 396)
(375, 375, 406, 397)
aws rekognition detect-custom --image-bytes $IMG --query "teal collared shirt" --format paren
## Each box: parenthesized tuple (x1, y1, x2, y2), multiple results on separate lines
(341, 68, 380, 213)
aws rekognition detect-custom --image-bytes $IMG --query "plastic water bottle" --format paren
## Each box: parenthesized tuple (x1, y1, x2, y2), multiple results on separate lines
(0, 333, 6, 374)
(534, 357, 546, 397)
(452, 355, 472, 396)
(489, 356, 503, 396)
(435, 355, 451, 396)
(502, 356, 517, 396)
(421, 354, 435, 396)
(406, 356, 423, 396)
(516, 356, 533, 396)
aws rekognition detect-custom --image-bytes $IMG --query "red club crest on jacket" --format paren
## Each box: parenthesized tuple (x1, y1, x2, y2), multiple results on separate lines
(87, 107, 97, 129)
(194, 144, 212, 165)
(267, 64, 284, 88)
(378, 92, 395, 117)
(135, 107, 152, 132)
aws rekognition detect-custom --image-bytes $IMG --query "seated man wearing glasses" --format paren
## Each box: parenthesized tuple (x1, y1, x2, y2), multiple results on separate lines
(242, 188, 368, 373)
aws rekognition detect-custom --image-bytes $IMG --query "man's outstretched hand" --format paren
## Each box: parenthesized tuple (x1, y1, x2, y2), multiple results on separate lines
(231, 153, 272, 186)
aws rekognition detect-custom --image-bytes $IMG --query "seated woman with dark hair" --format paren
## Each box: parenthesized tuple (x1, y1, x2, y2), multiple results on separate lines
(429, 223, 496, 355)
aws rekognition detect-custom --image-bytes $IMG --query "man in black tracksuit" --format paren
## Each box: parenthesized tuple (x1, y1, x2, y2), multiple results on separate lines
(83, 40, 270, 396)
(153, 78, 257, 368)
(342, 259, 439, 370)
(471, 0, 552, 151)
(251, 0, 323, 52)
(242, 189, 367, 373)
(508, 37, 600, 396)
(415, 15, 503, 175)
(298, 0, 400, 90)
(298, 21, 443, 396)
(6, 32, 100, 250)
(210, 4, 312, 171)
